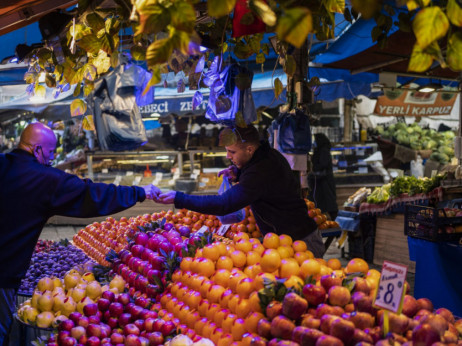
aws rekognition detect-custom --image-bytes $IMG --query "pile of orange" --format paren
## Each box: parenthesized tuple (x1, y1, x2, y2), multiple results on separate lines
(305, 199, 340, 229)
(225, 207, 262, 240)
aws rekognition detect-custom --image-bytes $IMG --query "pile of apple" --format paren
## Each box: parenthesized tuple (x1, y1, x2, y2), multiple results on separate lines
(305, 199, 340, 230)
(17, 272, 125, 330)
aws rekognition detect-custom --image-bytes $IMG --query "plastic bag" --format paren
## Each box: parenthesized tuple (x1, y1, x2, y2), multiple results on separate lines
(217, 177, 245, 224)
(410, 155, 424, 178)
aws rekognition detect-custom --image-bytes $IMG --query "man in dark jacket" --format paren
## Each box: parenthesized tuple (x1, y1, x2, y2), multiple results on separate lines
(0, 123, 160, 346)
(158, 125, 324, 257)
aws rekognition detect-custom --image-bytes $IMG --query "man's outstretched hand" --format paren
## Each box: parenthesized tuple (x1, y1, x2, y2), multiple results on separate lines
(157, 191, 177, 204)
(143, 184, 162, 201)
(218, 165, 238, 183)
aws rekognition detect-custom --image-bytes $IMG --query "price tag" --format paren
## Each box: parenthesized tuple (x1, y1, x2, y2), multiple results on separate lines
(132, 176, 142, 185)
(155, 172, 163, 181)
(126, 171, 134, 176)
(173, 171, 180, 179)
(102, 168, 108, 174)
(216, 224, 230, 236)
(374, 261, 408, 313)
(190, 173, 199, 179)
(113, 175, 122, 185)
(195, 226, 210, 236)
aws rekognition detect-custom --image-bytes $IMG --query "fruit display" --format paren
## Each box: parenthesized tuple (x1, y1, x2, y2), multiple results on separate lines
(17, 273, 125, 329)
(305, 199, 340, 229)
(378, 122, 455, 164)
(19, 240, 94, 295)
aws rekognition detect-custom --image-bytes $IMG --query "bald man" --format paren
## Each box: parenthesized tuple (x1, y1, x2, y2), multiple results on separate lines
(0, 123, 160, 345)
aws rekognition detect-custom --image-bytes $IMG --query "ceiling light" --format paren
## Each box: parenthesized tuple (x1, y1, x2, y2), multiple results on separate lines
(417, 83, 443, 93)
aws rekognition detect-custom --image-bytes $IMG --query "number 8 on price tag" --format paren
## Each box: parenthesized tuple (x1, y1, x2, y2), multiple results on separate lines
(373, 261, 408, 313)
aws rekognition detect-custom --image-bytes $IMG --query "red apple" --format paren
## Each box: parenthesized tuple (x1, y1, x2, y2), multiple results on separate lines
(301, 315, 321, 329)
(350, 328, 373, 344)
(320, 275, 342, 292)
(315, 335, 343, 346)
(117, 293, 131, 306)
(68, 312, 82, 325)
(134, 319, 145, 332)
(320, 315, 340, 334)
(160, 320, 176, 337)
(257, 319, 272, 339)
(59, 319, 75, 332)
(282, 292, 308, 320)
(348, 311, 375, 330)
(316, 304, 336, 319)
(304, 283, 326, 306)
(144, 317, 156, 333)
(402, 295, 419, 318)
(61, 336, 77, 346)
(329, 318, 355, 343)
(435, 308, 455, 324)
(101, 290, 115, 302)
(57, 331, 70, 344)
(124, 323, 141, 336)
(328, 286, 351, 307)
(271, 315, 296, 340)
(147, 331, 164, 345)
(124, 334, 142, 346)
(416, 298, 433, 312)
(352, 277, 370, 295)
(77, 316, 89, 328)
(118, 313, 132, 327)
(266, 301, 283, 321)
(70, 326, 85, 340)
(88, 314, 101, 325)
(412, 323, 441, 346)
(87, 324, 102, 338)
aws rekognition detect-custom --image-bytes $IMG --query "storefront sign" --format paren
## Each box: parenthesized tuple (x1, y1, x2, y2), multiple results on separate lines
(374, 260, 407, 313)
(374, 90, 457, 116)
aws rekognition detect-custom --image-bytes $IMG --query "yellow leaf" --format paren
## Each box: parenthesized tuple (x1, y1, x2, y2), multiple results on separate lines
(222, 42, 228, 53)
(135, 5, 171, 36)
(91, 51, 111, 75)
(249, 0, 277, 26)
(70, 99, 87, 117)
(325, 0, 345, 13)
(447, 32, 462, 71)
(274, 77, 283, 99)
(146, 38, 174, 67)
(235, 111, 247, 127)
(413, 7, 449, 49)
(447, 0, 462, 26)
(406, 0, 430, 11)
(256, 52, 265, 64)
(208, 0, 237, 18)
(170, 2, 196, 33)
(284, 55, 296, 77)
(143, 66, 161, 96)
(34, 84, 46, 99)
(276, 8, 312, 48)
(408, 43, 433, 72)
(82, 115, 95, 131)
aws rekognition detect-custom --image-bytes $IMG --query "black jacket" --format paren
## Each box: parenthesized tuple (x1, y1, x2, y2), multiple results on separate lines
(175, 141, 317, 239)
(0, 149, 146, 288)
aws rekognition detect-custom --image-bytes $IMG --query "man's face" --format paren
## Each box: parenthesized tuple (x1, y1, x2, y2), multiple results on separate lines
(225, 142, 254, 169)
(36, 134, 57, 166)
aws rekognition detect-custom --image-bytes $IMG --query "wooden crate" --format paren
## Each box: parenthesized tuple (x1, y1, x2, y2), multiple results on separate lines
(373, 214, 416, 273)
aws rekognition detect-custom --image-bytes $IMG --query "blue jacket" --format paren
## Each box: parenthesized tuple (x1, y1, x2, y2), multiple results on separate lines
(0, 149, 146, 288)
(175, 141, 317, 239)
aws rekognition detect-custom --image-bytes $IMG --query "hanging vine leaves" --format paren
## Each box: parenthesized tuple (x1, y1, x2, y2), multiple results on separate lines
(351, 0, 381, 19)
(446, 0, 462, 26)
(135, 5, 170, 36)
(34, 84, 46, 99)
(91, 50, 111, 74)
(142, 66, 161, 96)
(276, 8, 313, 48)
(284, 55, 296, 77)
(412, 7, 449, 49)
(274, 78, 283, 99)
(207, 0, 237, 18)
(70, 99, 87, 117)
(447, 32, 462, 71)
(249, 0, 277, 26)
(82, 115, 95, 131)
(131, 45, 146, 61)
(85, 13, 105, 31)
(325, 0, 345, 14)
(170, 2, 196, 33)
(45, 74, 56, 88)
(78, 34, 101, 54)
(406, 0, 430, 11)
(408, 43, 434, 72)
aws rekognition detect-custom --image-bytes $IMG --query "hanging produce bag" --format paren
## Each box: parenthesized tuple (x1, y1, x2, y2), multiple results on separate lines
(87, 65, 148, 151)
(217, 177, 245, 224)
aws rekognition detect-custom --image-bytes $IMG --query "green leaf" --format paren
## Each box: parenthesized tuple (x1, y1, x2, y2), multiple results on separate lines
(85, 13, 105, 31)
(70, 66, 84, 85)
(170, 2, 196, 33)
(249, 0, 277, 26)
(45, 74, 56, 88)
(274, 77, 283, 99)
(408, 43, 433, 72)
(136, 5, 171, 36)
(83, 83, 94, 96)
(143, 66, 161, 96)
(69, 24, 92, 41)
(447, 0, 462, 26)
(78, 34, 101, 54)
(262, 43, 270, 56)
(447, 32, 462, 71)
(131, 45, 146, 61)
(147, 39, 172, 68)
(351, 0, 381, 19)
(325, 0, 345, 13)
(70, 99, 87, 117)
(170, 30, 191, 55)
(34, 84, 46, 98)
(413, 7, 449, 49)
(276, 7, 312, 48)
(222, 42, 228, 53)
(249, 37, 261, 54)
(234, 42, 253, 59)
(207, 0, 237, 18)
(100, 33, 114, 54)
(284, 55, 296, 77)
(256, 52, 265, 64)
(406, 0, 430, 11)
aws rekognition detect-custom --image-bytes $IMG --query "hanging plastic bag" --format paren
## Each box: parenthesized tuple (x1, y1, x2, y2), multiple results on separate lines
(217, 177, 245, 224)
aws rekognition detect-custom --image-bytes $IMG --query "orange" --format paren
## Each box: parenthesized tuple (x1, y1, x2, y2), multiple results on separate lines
(279, 258, 300, 278)
(208, 285, 226, 304)
(187, 291, 202, 310)
(213, 269, 231, 287)
(229, 272, 247, 292)
(248, 238, 261, 245)
(251, 243, 265, 256)
(236, 224, 247, 233)
(305, 250, 314, 259)
(245, 312, 265, 334)
(345, 258, 369, 274)
(367, 269, 381, 280)
(294, 251, 310, 265)
(327, 258, 342, 270)
(235, 278, 255, 299)
(206, 303, 221, 321)
(279, 234, 293, 247)
(246, 223, 256, 233)
(203, 244, 220, 262)
(180, 257, 193, 272)
(222, 313, 237, 334)
(248, 291, 262, 313)
(284, 275, 304, 289)
(233, 232, 249, 242)
(219, 289, 233, 309)
(253, 272, 275, 290)
(211, 327, 225, 345)
(231, 318, 247, 341)
(186, 311, 200, 329)
(217, 334, 234, 346)
(319, 265, 332, 276)
(315, 258, 327, 266)
(214, 308, 230, 327)
(246, 251, 261, 266)
(197, 258, 216, 277)
(195, 248, 203, 258)
(200, 280, 214, 299)
(235, 239, 252, 253)
(230, 250, 246, 268)
(202, 321, 217, 340)
(194, 317, 209, 335)
(236, 298, 252, 319)
(198, 299, 211, 317)
(252, 230, 262, 238)
(243, 264, 261, 279)
(292, 240, 307, 252)
(228, 294, 240, 314)
(276, 246, 291, 259)
(260, 249, 281, 273)
(300, 259, 321, 278)
(216, 256, 234, 271)
(216, 242, 228, 256)
(263, 233, 280, 249)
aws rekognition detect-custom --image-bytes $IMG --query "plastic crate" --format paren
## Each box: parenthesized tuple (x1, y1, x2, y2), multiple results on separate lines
(404, 204, 462, 242)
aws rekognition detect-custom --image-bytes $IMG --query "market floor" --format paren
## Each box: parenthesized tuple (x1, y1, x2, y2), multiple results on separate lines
(40, 222, 415, 296)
